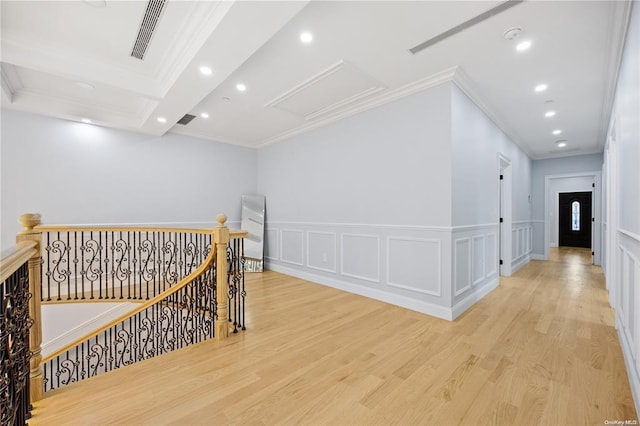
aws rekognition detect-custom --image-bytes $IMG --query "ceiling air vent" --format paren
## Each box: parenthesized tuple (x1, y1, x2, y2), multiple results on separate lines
(409, 0, 523, 55)
(176, 114, 196, 126)
(131, 0, 167, 60)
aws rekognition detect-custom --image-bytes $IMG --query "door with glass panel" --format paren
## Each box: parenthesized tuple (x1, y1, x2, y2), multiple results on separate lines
(558, 191, 592, 248)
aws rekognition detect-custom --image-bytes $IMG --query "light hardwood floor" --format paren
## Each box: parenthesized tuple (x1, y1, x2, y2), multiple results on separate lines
(31, 248, 637, 425)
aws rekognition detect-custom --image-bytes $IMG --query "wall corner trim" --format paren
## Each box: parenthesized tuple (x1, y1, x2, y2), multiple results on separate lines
(451, 277, 499, 320)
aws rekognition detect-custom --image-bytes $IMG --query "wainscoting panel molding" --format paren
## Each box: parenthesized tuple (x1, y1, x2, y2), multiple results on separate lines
(451, 224, 500, 314)
(615, 229, 640, 413)
(511, 222, 533, 274)
(280, 229, 304, 266)
(386, 237, 441, 296)
(454, 238, 471, 296)
(265, 229, 278, 261)
(485, 233, 497, 277)
(264, 221, 503, 321)
(472, 235, 486, 286)
(341, 233, 380, 282)
(307, 231, 337, 273)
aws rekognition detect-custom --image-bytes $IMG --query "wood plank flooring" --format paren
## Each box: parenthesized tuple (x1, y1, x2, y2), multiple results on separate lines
(31, 248, 637, 425)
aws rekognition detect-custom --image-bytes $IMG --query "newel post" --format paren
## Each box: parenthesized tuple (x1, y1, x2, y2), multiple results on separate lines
(214, 214, 230, 340)
(16, 213, 44, 401)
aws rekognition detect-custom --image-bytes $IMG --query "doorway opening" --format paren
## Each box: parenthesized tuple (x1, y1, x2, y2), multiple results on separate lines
(543, 171, 601, 265)
(498, 154, 512, 276)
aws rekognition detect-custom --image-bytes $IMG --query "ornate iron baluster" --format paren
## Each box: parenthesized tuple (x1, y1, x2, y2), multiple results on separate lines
(1, 263, 34, 425)
(73, 232, 79, 300)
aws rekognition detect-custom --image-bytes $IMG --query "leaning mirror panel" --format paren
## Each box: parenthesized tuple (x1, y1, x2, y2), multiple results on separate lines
(240, 194, 265, 272)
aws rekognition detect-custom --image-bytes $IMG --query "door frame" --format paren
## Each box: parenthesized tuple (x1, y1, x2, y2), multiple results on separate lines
(544, 171, 602, 264)
(498, 153, 512, 276)
(603, 118, 618, 305)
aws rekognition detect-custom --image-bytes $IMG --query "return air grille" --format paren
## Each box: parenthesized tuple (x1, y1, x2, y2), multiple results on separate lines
(176, 114, 196, 125)
(409, 0, 523, 55)
(131, 0, 167, 60)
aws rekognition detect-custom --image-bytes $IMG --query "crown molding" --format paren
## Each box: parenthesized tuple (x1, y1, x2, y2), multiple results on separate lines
(169, 126, 257, 149)
(257, 66, 457, 148)
(451, 66, 536, 160)
(533, 148, 604, 161)
(597, 0, 633, 151)
(0, 63, 23, 102)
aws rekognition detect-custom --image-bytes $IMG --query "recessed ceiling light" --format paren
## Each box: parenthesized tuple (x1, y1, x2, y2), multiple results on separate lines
(199, 66, 213, 76)
(545, 111, 556, 118)
(157, 117, 167, 123)
(75, 82, 94, 90)
(236, 83, 247, 92)
(557, 141, 567, 148)
(535, 84, 547, 92)
(81, 118, 92, 124)
(552, 129, 562, 135)
(516, 40, 532, 51)
(300, 32, 313, 43)
(200, 112, 209, 119)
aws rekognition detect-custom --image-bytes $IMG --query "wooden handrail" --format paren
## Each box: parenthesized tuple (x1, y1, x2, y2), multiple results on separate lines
(0, 240, 38, 283)
(41, 244, 217, 364)
(36, 226, 246, 237)
(35, 225, 213, 234)
(230, 230, 249, 239)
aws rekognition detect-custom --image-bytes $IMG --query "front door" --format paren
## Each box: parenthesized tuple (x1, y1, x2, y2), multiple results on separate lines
(558, 191, 592, 248)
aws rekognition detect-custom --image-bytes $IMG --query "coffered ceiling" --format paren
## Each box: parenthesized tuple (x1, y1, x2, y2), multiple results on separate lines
(1, 1, 632, 159)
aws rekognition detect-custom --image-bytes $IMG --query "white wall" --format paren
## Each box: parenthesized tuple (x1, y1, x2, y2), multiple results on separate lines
(450, 84, 532, 306)
(531, 153, 603, 256)
(1, 109, 257, 251)
(604, 2, 640, 413)
(258, 84, 455, 318)
(258, 82, 531, 320)
(257, 84, 452, 227)
(451, 85, 532, 227)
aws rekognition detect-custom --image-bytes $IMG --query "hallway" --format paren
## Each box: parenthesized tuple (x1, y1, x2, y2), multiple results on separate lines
(32, 248, 637, 425)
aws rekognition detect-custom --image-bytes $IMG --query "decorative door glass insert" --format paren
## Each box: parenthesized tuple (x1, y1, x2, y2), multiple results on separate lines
(572, 201, 580, 231)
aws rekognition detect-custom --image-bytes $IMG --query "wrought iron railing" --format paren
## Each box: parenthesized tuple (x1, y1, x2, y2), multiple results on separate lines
(36, 215, 247, 393)
(42, 248, 217, 392)
(2, 213, 246, 402)
(1, 241, 38, 426)
(36, 227, 212, 302)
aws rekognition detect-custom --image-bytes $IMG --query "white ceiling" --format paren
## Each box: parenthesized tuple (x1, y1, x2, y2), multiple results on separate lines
(1, 1, 632, 159)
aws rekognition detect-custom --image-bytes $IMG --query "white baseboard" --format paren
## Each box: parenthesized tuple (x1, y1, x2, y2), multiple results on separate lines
(616, 312, 640, 415)
(451, 277, 499, 320)
(531, 254, 545, 260)
(42, 303, 137, 358)
(267, 263, 454, 321)
(511, 254, 531, 274)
